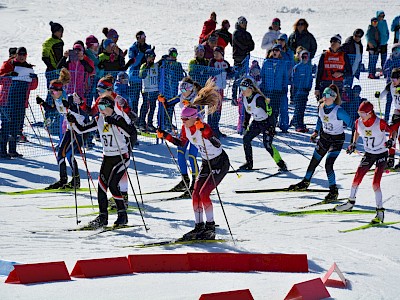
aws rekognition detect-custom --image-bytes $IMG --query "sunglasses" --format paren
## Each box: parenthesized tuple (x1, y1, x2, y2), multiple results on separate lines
(297, 22, 305, 26)
(273, 48, 281, 52)
(181, 117, 189, 121)
(322, 92, 336, 99)
(17, 53, 27, 56)
(272, 22, 280, 26)
(170, 52, 178, 58)
(97, 88, 109, 94)
(301, 54, 309, 59)
(98, 104, 111, 111)
(330, 39, 340, 44)
(354, 34, 363, 38)
(240, 85, 250, 91)
(137, 34, 146, 39)
(372, 20, 378, 23)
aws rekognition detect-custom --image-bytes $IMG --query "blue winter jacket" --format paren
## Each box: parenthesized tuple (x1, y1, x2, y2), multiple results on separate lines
(291, 62, 313, 94)
(260, 58, 289, 91)
(391, 15, 400, 41)
(376, 10, 390, 45)
(128, 42, 151, 82)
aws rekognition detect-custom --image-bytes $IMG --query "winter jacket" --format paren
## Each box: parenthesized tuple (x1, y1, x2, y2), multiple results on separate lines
(213, 28, 232, 49)
(42, 36, 64, 71)
(232, 24, 255, 64)
(340, 36, 364, 78)
(85, 49, 100, 76)
(315, 48, 352, 89)
(391, 15, 400, 42)
(288, 30, 317, 59)
(199, 18, 217, 43)
(128, 42, 151, 82)
(98, 51, 124, 72)
(260, 58, 289, 91)
(0, 60, 38, 107)
(281, 48, 295, 82)
(376, 10, 389, 45)
(261, 28, 281, 53)
(291, 61, 313, 94)
(209, 58, 231, 89)
(57, 56, 94, 100)
(383, 56, 400, 81)
(366, 25, 380, 50)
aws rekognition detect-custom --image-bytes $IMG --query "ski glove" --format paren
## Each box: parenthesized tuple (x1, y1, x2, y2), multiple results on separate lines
(156, 128, 168, 139)
(66, 113, 77, 123)
(194, 120, 205, 131)
(374, 91, 380, 98)
(62, 97, 71, 109)
(385, 138, 394, 148)
(310, 132, 318, 143)
(72, 93, 83, 105)
(36, 96, 45, 105)
(346, 143, 356, 154)
(104, 112, 121, 125)
(157, 94, 166, 103)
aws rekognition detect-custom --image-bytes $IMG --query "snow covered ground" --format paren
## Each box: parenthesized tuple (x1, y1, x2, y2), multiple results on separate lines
(1, 0, 400, 299)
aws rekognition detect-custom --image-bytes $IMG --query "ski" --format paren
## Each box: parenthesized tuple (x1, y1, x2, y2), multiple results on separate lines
(141, 189, 183, 195)
(339, 221, 400, 233)
(138, 131, 157, 138)
(42, 205, 138, 210)
(278, 209, 375, 216)
(235, 187, 329, 194)
(0, 187, 90, 196)
(343, 168, 398, 175)
(257, 167, 302, 181)
(227, 167, 270, 174)
(28, 224, 143, 234)
(120, 238, 231, 248)
(162, 192, 191, 201)
(295, 198, 348, 209)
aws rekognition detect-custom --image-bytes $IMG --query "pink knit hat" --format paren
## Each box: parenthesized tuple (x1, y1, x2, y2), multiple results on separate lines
(181, 107, 198, 119)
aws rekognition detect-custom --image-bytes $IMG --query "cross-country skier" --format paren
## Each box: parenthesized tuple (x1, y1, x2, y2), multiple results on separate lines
(238, 78, 288, 171)
(375, 67, 400, 169)
(36, 77, 84, 189)
(288, 84, 353, 201)
(67, 95, 136, 228)
(158, 77, 202, 196)
(156, 79, 230, 240)
(335, 101, 392, 224)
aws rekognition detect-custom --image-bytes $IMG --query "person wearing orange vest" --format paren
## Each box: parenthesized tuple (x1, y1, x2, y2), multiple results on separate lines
(315, 34, 352, 100)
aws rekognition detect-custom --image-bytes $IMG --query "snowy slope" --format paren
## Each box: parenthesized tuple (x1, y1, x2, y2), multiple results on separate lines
(1, 0, 400, 299)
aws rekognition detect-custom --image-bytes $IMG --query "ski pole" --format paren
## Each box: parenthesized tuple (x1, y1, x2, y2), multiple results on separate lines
(229, 163, 242, 178)
(199, 133, 235, 244)
(161, 135, 193, 198)
(24, 114, 42, 145)
(68, 123, 80, 225)
(130, 140, 145, 208)
(28, 101, 43, 140)
(110, 126, 149, 231)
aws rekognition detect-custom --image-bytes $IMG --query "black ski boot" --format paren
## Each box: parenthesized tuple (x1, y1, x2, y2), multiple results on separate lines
(288, 179, 310, 191)
(371, 207, 385, 224)
(277, 160, 288, 172)
(87, 213, 108, 229)
(394, 159, 400, 170)
(238, 161, 253, 170)
(170, 174, 190, 192)
(325, 184, 338, 202)
(45, 178, 68, 190)
(387, 155, 395, 169)
(199, 221, 216, 240)
(62, 175, 80, 189)
(114, 211, 128, 227)
(181, 222, 205, 240)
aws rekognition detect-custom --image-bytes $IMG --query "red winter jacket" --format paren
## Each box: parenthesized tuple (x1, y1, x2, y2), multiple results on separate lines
(199, 19, 217, 43)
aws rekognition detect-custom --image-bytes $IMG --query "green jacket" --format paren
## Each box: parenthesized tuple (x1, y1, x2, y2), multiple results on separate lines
(42, 36, 64, 71)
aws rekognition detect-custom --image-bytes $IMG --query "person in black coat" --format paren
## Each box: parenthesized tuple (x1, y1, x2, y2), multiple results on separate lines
(288, 18, 317, 59)
(340, 29, 364, 88)
(232, 16, 255, 104)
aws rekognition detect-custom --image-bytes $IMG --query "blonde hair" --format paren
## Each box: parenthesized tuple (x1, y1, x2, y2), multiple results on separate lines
(59, 68, 70, 85)
(191, 78, 220, 114)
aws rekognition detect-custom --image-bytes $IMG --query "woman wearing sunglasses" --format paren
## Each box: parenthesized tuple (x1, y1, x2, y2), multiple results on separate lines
(36, 79, 85, 190)
(67, 96, 136, 229)
(156, 79, 229, 241)
(288, 18, 317, 60)
(289, 84, 353, 202)
(335, 101, 392, 224)
(238, 77, 288, 172)
(158, 77, 202, 196)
